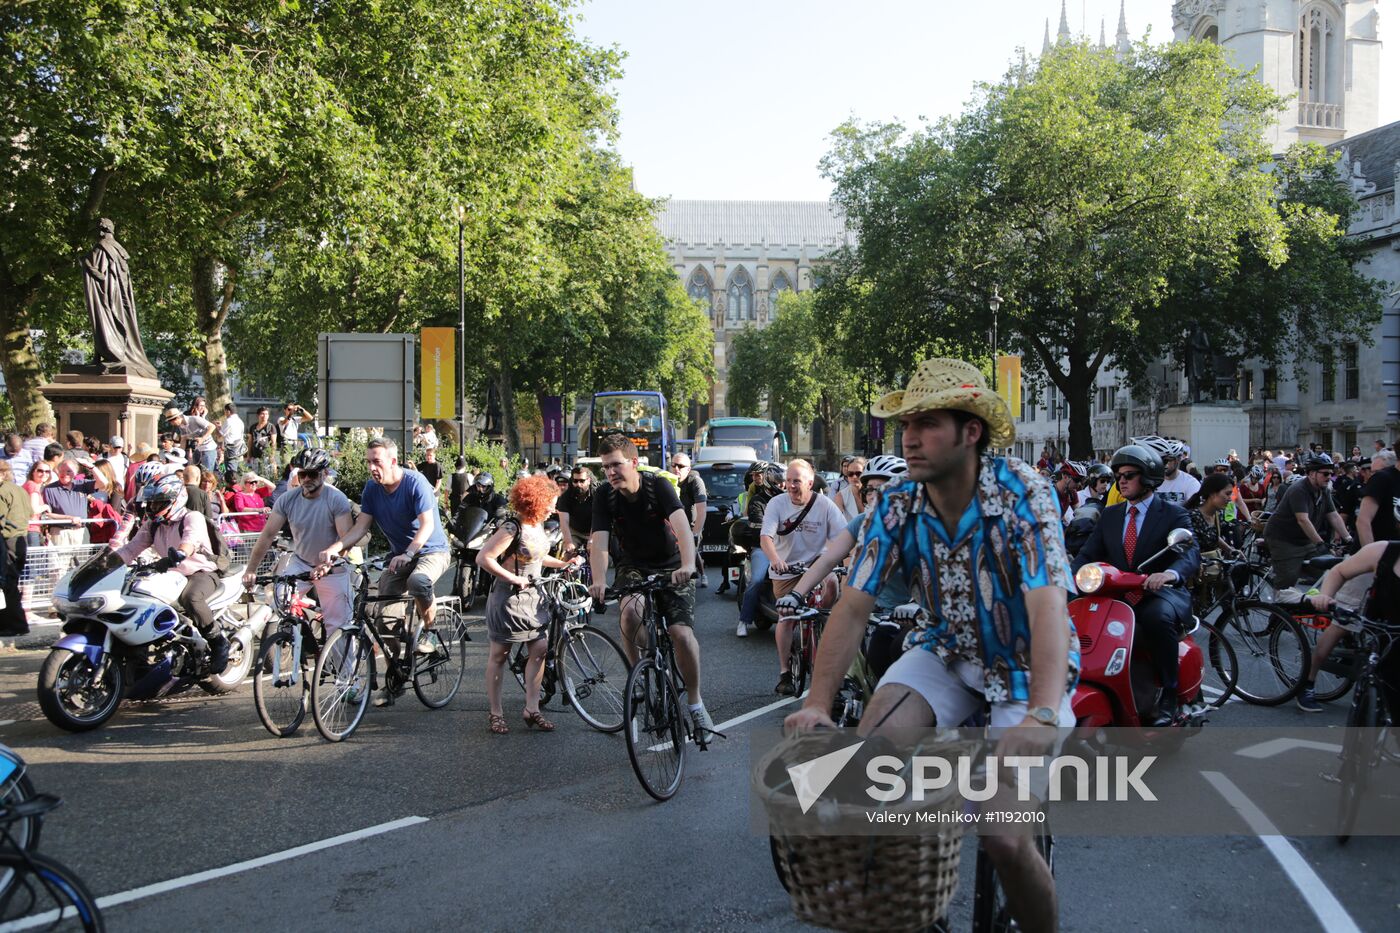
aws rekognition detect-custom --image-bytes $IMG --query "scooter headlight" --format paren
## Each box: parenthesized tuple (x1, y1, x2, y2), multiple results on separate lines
(1075, 564, 1104, 594)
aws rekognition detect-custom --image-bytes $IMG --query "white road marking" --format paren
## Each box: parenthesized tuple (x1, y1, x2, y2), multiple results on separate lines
(647, 693, 803, 751)
(4, 816, 429, 930)
(1235, 737, 1344, 759)
(1202, 771, 1360, 933)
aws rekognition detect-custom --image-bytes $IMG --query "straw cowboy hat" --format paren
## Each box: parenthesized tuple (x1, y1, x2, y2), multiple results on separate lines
(871, 358, 1016, 449)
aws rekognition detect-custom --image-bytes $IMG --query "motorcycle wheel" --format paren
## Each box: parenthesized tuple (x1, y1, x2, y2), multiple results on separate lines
(200, 627, 254, 695)
(754, 579, 776, 631)
(37, 648, 125, 732)
(456, 560, 479, 612)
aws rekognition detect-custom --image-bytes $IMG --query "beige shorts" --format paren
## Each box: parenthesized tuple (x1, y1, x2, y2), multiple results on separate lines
(771, 576, 803, 599)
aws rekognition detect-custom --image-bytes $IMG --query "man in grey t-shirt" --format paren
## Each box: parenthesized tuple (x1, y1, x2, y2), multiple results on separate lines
(164, 406, 219, 471)
(240, 452, 356, 632)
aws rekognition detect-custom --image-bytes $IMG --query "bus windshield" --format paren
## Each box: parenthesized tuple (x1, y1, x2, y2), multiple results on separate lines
(708, 423, 776, 461)
(590, 391, 669, 461)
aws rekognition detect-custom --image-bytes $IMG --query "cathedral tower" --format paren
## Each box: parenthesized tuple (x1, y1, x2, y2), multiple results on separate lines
(1172, 1, 1381, 148)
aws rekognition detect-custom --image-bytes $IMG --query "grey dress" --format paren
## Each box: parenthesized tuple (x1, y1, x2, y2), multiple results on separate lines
(485, 520, 549, 644)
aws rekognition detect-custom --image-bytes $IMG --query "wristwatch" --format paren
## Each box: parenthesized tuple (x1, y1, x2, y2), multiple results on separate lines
(1027, 706, 1059, 728)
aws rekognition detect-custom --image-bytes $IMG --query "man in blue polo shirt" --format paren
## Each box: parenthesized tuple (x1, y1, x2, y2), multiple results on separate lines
(43, 459, 96, 548)
(318, 437, 449, 705)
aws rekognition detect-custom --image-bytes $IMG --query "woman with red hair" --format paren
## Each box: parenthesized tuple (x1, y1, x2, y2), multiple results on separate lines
(476, 473, 580, 734)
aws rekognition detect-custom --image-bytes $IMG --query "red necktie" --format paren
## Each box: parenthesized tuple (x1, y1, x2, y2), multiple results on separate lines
(1124, 505, 1142, 605)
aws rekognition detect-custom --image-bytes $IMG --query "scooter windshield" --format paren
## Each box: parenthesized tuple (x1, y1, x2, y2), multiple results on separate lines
(66, 548, 125, 598)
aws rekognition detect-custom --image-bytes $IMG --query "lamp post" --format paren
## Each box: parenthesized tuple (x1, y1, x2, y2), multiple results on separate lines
(988, 286, 1002, 392)
(454, 204, 467, 458)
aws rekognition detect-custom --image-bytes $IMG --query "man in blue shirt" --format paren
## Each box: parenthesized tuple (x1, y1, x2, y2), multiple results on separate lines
(319, 437, 450, 705)
(787, 358, 1076, 933)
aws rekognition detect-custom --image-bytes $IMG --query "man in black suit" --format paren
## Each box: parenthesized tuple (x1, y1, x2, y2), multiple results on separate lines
(1072, 443, 1201, 725)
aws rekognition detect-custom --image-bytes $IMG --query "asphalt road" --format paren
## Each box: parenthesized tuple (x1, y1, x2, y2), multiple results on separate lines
(1, 569, 1397, 932)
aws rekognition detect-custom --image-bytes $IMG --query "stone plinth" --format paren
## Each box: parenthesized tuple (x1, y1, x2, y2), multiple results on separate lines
(39, 371, 173, 452)
(1157, 404, 1251, 464)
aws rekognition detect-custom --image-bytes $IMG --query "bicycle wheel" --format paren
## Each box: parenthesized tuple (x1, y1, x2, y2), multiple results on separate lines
(1336, 678, 1379, 844)
(0, 850, 104, 931)
(412, 608, 466, 709)
(624, 658, 686, 801)
(311, 627, 373, 742)
(971, 830, 1053, 933)
(1221, 603, 1307, 705)
(1196, 622, 1239, 708)
(0, 771, 42, 898)
(559, 624, 629, 732)
(253, 627, 309, 737)
(786, 627, 806, 697)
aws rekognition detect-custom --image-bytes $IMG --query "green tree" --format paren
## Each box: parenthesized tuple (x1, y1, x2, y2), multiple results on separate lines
(728, 291, 858, 469)
(821, 40, 1300, 458)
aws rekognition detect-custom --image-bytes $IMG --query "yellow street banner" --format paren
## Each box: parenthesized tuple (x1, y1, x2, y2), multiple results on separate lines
(997, 355, 1021, 419)
(420, 327, 455, 419)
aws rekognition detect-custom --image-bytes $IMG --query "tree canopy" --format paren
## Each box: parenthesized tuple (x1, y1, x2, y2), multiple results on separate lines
(817, 39, 1383, 457)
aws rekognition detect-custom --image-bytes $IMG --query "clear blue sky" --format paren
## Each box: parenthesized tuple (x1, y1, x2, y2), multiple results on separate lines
(575, 0, 1397, 201)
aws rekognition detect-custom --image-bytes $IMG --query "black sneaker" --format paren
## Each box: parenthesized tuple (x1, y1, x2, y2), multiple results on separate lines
(207, 636, 231, 676)
(775, 672, 796, 697)
(1296, 688, 1324, 713)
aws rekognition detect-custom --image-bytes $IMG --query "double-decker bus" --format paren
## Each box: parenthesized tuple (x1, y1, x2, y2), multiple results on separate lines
(588, 390, 672, 465)
(695, 417, 785, 463)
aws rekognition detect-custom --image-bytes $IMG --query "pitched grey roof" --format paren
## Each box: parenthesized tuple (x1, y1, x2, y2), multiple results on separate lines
(656, 200, 849, 248)
(1330, 119, 1400, 193)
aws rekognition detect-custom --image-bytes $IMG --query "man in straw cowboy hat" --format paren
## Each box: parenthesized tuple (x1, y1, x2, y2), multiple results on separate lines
(787, 357, 1077, 933)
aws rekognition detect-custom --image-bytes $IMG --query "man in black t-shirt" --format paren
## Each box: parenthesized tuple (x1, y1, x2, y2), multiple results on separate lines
(1264, 455, 1353, 586)
(670, 453, 709, 588)
(589, 434, 714, 741)
(417, 446, 443, 494)
(1358, 451, 1400, 545)
(556, 466, 596, 550)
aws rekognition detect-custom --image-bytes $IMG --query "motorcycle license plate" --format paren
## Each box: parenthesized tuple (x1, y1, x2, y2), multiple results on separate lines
(701, 544, 728, 554)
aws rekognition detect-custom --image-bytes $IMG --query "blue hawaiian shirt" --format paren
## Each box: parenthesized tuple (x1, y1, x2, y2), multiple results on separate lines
(848, 455, 1079, 703)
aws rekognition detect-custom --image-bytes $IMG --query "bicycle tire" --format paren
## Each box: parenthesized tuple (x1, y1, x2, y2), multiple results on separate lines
(559, 624, 629, 733)
(1221, 602, 1308, 705)
(253, 628, 310, 737)
(311, 628, 373, 742)
(971, 830, 1053, 933)
(624, 658, 686, 801)
(787, 627, 807, 697)
(1304, 627, 1358, 703)
(0, 772, 42, 898)
(1336, 678, 1380, 844)
(1197, 621, 1240, 708)
(0, 849, 105, 931)
(412, 609, 466, 709)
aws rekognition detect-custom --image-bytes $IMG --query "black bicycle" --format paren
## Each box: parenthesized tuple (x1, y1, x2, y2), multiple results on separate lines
(1326, 604, 1399, 844)
(251, 568, 328, 737)
(1195, 555, 1309, 705)
(606, 574, 724, 801)
(506, 569, 629, 732)
(0, 753, 103, 933)
(311, 557, 468, 741)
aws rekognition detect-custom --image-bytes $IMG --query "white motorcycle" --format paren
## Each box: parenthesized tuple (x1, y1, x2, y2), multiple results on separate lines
(37, 549, 265, 732)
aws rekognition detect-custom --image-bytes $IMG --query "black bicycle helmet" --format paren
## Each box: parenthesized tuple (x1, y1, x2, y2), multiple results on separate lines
(1303, 453, 1335, 473)
(292, 448, 333, 473)
(1109, 444, 1165, 489)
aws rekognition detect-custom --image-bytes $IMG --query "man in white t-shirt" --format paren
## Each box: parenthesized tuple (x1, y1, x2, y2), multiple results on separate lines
(760, 458, 845, 696)
(218, 404, 246, 478)
(105, 436, 130, 479)
(1156, 449, 1201, 507)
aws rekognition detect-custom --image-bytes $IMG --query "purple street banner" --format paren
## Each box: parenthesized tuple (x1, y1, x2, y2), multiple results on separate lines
(869, 417, 885, 442)
(540, 395, 564, 445)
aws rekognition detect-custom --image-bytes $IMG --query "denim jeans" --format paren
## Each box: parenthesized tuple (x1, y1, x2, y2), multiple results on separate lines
(740, 549, 770, 624)
(195, 448, 217, 471)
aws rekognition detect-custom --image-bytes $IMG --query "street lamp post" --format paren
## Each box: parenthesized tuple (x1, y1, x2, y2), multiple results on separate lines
(454, 204, 467, 459)
(988, 286, 1002, 392)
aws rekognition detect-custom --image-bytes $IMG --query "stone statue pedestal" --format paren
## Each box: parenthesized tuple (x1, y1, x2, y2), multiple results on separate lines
(1157, 403, 1250, 464)
(40, 370, 173, 452)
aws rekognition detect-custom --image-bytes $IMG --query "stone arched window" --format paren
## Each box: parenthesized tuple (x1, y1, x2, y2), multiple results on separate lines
(1193, 19, 1218, 43)
(727, 266, 753, 322)
(769, 270, 792, 318)
(1297, 4, 1340, 125)
(687, 266, 712, 307)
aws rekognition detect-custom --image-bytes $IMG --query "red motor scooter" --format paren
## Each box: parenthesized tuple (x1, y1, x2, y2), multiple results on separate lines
(1069, 527, 1215, 751)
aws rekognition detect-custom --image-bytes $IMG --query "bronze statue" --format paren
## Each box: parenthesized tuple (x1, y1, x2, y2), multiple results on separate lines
(81, 218, 157, 379)
(1185, 323, 1213, 403)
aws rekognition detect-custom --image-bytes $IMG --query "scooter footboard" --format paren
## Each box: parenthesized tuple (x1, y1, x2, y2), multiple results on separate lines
(1071, 684, 1114, 730)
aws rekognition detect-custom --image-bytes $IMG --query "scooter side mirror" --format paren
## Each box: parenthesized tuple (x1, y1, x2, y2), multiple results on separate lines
(1167, 528, 1195, 550)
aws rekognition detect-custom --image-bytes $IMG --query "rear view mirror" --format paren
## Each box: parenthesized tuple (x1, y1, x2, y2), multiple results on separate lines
(1167, 528, 1194, 549)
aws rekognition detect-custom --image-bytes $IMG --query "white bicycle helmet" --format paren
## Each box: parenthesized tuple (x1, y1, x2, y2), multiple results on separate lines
(861, 455, 908, 482)
(1131, 435, 1187, 461)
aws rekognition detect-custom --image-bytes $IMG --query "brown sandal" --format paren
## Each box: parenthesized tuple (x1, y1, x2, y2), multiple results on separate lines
(523, 710, 555, 732)
(488, 713, 510, 735)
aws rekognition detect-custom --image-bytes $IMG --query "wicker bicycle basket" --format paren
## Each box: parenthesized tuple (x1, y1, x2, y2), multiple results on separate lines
(753, 733, 978, 933)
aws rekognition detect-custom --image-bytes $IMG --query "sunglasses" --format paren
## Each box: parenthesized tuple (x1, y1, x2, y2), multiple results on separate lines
(300, 469, 323, 479)
(34, 468, 51, 475)
(1115, 470, 1141, 482)
(844, 471, 862, 478)
(669, 463, 687, 470)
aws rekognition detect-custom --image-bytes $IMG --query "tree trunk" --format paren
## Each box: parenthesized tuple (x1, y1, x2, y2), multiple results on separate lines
(820, 394, 839, 471)
(497, 365, 521, 454)
(1062, 353, 1097, 460)
(0, 294, 54, 432)
(191, 255, 235, 411)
